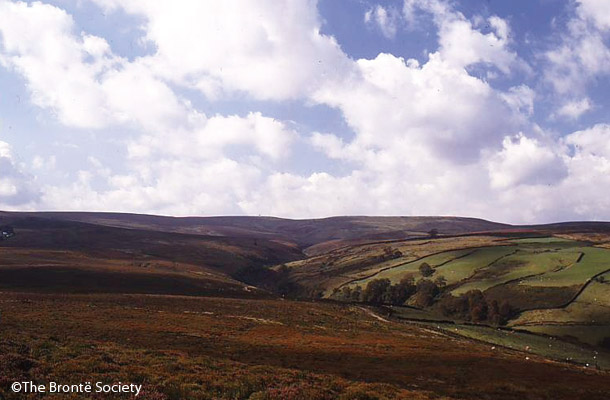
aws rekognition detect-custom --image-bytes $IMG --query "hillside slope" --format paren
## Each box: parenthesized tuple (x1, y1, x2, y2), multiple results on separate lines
(0, 211, 512, 249)
(1, 211, 610, 398)
(0, 215, 303, 296)
(286, 233, 610, 350)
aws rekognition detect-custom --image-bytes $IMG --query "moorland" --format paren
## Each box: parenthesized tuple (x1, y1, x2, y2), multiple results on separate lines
(1, 211, 609, 399)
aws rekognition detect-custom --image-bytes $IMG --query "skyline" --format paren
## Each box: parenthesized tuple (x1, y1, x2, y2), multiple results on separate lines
(1, 0, 610, 224)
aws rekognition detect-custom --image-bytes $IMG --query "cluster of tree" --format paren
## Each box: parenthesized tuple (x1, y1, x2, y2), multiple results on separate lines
(332, 275, 515, 326)
(332, 277, 447, 307)
(333, 277, 416, 305)
(437, 290, 515, 325)
(364, 277, 417, 305)
(411, 279, 441, 307)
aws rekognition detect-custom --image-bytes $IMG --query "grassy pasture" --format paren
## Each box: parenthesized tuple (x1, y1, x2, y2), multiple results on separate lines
(284, 236, 511, 296)
(576, 272, 610, 306)
(514, 272, 610, 325)
(511, 272, 610, 345)
(304, 235, 610, 349)
(508, 237, 580, 244)
(522, 247, 610, 287)
(389, 306, 610, 369)
(513, 302, 610, 328)
(435, 323, 610, 369)
(452, 249, 582, 295)
(517, 325, 610, 349)
(344, 255, 418, 280)
(344, 248, 475, 289)
(434, 246, 517, 286)
(326, 236, 608, 299)
(322, 236, 598, 296)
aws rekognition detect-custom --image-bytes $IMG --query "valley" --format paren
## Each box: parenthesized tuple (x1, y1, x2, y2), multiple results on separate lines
(1, 211, 609, 399)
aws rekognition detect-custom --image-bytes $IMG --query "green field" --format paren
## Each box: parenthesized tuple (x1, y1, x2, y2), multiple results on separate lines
(297, 234, 610, 354)
(346, 255, 419, 279)
(508, 237, 582, 245)
(435, 323, 610, 369)
(341, 237, 607, 296)
(521, 247, 610, 287)
(434, 246, 517, 285)
(517, 325, 610, 348)
(511, 272, 610, 345)
(390, 306, 610, 369)
(343, 248, 475, 288)
(574, 272, 610, 310)
(452, 249, 582, 295)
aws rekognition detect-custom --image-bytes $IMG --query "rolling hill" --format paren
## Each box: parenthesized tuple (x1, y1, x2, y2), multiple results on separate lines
(0, 214, 303, 297)
(1, 211, 610, 399)
(0, 211, 512, 249)
(288, 234, 610, 352)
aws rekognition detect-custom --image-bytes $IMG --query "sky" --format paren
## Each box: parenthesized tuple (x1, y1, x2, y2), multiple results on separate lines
(1, 0, 610, 223)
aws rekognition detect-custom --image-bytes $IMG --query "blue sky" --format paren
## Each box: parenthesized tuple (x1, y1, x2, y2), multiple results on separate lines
(1, 0, 610, 223)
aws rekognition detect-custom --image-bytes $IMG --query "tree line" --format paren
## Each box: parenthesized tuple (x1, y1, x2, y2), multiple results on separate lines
(331, 263, 515, 325)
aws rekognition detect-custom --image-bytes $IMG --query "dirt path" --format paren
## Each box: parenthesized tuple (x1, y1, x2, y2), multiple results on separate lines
(357, 306, 390, 323)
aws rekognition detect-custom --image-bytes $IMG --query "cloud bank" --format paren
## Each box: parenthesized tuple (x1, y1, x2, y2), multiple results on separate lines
(1, 0, 610, 223)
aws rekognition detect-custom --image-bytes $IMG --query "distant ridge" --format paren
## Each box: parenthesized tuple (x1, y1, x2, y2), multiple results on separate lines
(1, 211, 511, 247)
(2, 210, 609, 251)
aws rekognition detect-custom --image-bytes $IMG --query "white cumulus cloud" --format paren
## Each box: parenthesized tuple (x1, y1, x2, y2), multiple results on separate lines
(488, 134, 567, 189)
(0, 141, 39, 207)
(1, 0, 610, 224)
(365, 5, 401, 39)
(90, 0, 353, 101)
(556, 98, 592, 120)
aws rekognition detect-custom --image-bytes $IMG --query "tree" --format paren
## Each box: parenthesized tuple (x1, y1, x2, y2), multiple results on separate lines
(488, 300, 501, 325)
(340, 286, 353, 301)
(385, 277, 416, 305)
(395, 276, 416, 300)
(363, 279, 391, 304)
(428, 228, 439, 238)
(434, 276, 447, 287)
(438, 294, 469, 319)
(351, 286, 363, 302)
(470, 303, 488, 322)
(498, 301, 514, 324)
(438, 291, 514, 325)
(419, 262, 434, 277)
(413, 279, 439, 308)
(464, 290, 487, 321)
